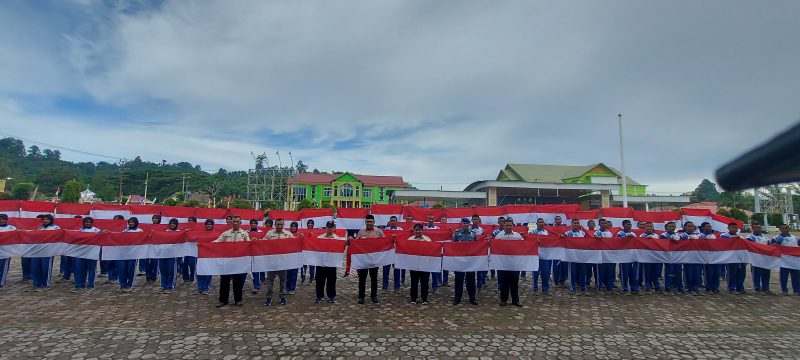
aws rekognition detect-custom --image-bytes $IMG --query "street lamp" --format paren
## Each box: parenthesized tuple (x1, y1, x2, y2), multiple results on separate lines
(618, 114, 628, 208)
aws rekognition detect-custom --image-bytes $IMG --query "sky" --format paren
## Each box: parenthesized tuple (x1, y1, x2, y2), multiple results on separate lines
(1, 0, 799, 194)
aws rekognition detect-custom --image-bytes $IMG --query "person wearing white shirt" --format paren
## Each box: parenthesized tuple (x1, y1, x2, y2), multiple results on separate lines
(118, 217, 144, 292)
(30, 214, 60, 291)
(157, 218, 181, 294)
(422, 214, 440, 230)
(698, 222, 722, 294)
(594, 220, 615, 293)
(679, 222, 703, 295)
(494, 219, 524, 307)
(745, 223, 771, 294)
(564, 219, 588, 295)
(315, 221, 345, 304)
(617, 220, 640, 295)
(528, 218, 551, 295)
(637, 222, 660, 296)
(73, 217, 102, 292)
(660, 222, 683, 294)
(0, 214, 17, 287)
(261, 218, 294, 306)
(720, 223, 746, 294)
(407, 224, 432, 305)
(214, 216, 252, 307)
(771, 224, 799, 295)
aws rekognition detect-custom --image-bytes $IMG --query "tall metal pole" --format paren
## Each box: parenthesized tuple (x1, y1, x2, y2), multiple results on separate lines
(143, 172, 149, 203)
(618, 114, 628, 208)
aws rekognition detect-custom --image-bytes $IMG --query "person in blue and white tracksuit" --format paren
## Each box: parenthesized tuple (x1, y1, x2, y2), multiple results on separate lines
(564, 219, 588, 295)
(158, 218, 180, 293)
(118, 217, 143, 292)
(196, 220, 215, 295)
(661, 222, 683, 294)
(745, 223, 771, 294)
(73, 217, 102, 293)
(617, 220, 640, 295)
(698, 222, 721, 294)
(248, 219, 265, 294)
(679, 222, 703, 295)
(529, 218, 551, 295)
(594, 220, 615, 293)
(0, 214, 17, 287)
(720, 222, 746, 294)
(384, 216, 405, 292)
(31, 214, 60, 291)
(771, 224, 799, 296)
(636, 221, 664, 292)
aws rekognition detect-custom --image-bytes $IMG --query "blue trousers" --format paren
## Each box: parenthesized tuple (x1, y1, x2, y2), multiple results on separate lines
(727, 263, 746, 292)
(197, 275, 212, 292)
(382, 265, 392, 289)
(553, 261, 568, 285)
(599, 263, 616, 290)
(664, 264, 683, 292)
(31, 257, 54, 288)
(620, 262, 640, 292)
(0, 258, 9, 286)
(431, 272, 441, 291)
(301, 265, 316, 281)
(704, 264, 722, 292)
(752, 266, 770, 291)
(534, 259, 552, 292)
(182, 256, 197, 283)
(145, 259, 158, 281)
(158, 258, 177, 290)
(477, 271, 487, 288)
(252, 272, 265, 289)
(779, 268, 800, 294)
(21, 257, 32, 280)
(569, 262, 588, 292)
(684, 264, 702, 292)
(60, 255, 73, 279)
(644, 263, 662, 290)
(286, 268, 298, 291)
(442, 270, 450, 285)
(117, 259, 137, 289)
(73, 258, 97, 288)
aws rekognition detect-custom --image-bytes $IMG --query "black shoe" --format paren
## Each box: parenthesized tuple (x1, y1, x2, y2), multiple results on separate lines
(215, 302, 228, 308)
(357, 298, 365, 304)
(329, 297, 336, 304)
(499, 301, 507, 306)
(452, 300, 461, 305)
(512, 302, 522, 307)
(234, 301, 243, 306)
(263, 298, 272, 306)
(470, 300, 479, 306)
(371, 297, 380, 304)
(314, 298, 322, 304)
(279, 298, 287, 305)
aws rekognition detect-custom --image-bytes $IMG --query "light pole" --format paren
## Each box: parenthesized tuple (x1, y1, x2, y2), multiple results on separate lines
(618, 114, 628, 208)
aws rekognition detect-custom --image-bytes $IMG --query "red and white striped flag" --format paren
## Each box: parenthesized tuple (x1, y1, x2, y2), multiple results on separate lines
(394, 239, 442, 272)
(149, 231, 197, 259)
(300, 208, 334, 229)
(349, 237, 394, 270)
(99, 232, 150, 261)
(197, 241, 252, 275)
(442, 241, 489, 272)
(742, 240, 781, 270)
(489, 239, 538, 271)
(302, 236, 346, 268)
(780, 246, 800, 271)
(370, 204, 404, 226)
(251, 238, 304, 272)
(335, 208, 369, 230)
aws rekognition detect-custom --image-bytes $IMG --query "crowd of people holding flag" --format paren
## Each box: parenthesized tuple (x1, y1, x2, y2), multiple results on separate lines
(1, 202, 799, 309)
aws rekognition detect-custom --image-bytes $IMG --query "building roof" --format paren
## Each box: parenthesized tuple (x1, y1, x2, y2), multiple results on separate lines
(498, 163, 641, 185)
(289, 172, 408, 188)
(682, 201, 719, 212)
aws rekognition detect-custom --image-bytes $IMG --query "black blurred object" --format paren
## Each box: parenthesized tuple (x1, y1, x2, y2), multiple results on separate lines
(716, 120, 800, 191)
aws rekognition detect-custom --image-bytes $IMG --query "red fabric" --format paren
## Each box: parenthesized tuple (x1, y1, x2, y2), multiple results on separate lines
(710, 213, 743, 228)
(566, 210, 599, 220)
(186, 230, 226, 243)
(194, 208, 229, 220)
(56, 203, 92, 216)
(422, 229, 454, 242)
(370, 204, 403, 215)
(92, 219, 128, 232)
(299, 208, 333, 218)
(395, 239, 443, 257)
(503, 205, 534, 215)
(102, 232, 150, 246)
(9, 218, 45, 230)
(681, 208, 713, 217)
(403, 207, 444, 222)
(298, 228, 347, 238)
(227, 208, 264, 221)
(633, 211, 681, 222)
(161, 206, 196, 219)
(348, 237, 394, 254)
(128, 204, 163, 215)
(21, 201, 56, 213)
(531, 204, 581, 213)
(91, 203, 131, 212)
(600, 207, 635, 218)
(268, 210, 301, 221)
(303, 237, 346, 253)
(474, 206, 507, 217)
(444, 208, 474, 219)
(197, 241, 252, 258)
(336, 208, 369, 219)
(149, 231, 190, 245)
(0, 200, 20, 212)
(251, 237, 303, 256)
(54, 218, 83, 230)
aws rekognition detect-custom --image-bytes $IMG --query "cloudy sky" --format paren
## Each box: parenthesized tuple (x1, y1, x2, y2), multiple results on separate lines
(2, 0, 798, 193)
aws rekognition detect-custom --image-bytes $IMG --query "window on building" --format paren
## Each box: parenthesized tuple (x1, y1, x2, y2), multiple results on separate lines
(323, 187, 332, 197)
(363, 188, 372, 198)
(311, 186, 316, 199)
(340, 184, 353, 197)
(362, 203, 371, 209)
(355, 187, 360, 198)
(293, 186, 306, 202)
(379, 187, 385, 200)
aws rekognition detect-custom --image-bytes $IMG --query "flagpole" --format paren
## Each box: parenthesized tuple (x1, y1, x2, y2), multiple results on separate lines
(618, 114, 628, 208)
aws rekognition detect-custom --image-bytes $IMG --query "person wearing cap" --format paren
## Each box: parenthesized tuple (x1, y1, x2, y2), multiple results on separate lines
(494, 218, 524, 307)
(214, 216, 251, 308)
(451, 218, 479, 305)
(314, 221, 345, 304)
(350, 214, 385, 304)
(0, 214, 17, 287)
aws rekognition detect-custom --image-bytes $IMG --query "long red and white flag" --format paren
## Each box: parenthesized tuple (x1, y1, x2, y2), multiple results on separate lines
(251, 238, 304, 272)
(196, 241, 252, 275)
(394, 239, 442, 272)
(149, 231, 197, 259)
(489, 239, 538, 271)
(442, 241, 489, 272)
(349, 237, 394, 270)
(302, 237, 346, 268)
(99, 232, 150, 261)
(0, 230, 102, 260)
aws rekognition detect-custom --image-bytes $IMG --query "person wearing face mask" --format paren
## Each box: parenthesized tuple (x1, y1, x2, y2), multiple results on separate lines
(73, 217, 102, 293)
(118, 217, 143, 292)
(0, 214, 17, 288)
(196, 219, 216, 295)
(30, 214, 60, 292)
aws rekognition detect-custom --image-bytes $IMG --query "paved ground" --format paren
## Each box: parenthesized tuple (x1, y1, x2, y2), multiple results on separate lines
(1, 258, 799, 359)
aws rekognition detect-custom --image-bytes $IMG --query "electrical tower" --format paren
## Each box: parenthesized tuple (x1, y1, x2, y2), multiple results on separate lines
(246, 152, 295, 210)
(755, 185, 796, 227)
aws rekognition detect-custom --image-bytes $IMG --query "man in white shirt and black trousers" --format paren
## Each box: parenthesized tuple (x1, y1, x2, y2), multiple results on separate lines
(494, 218, 524, 307)
(213, 216, 252, 308)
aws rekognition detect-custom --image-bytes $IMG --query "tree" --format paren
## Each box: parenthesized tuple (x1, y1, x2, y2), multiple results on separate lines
(0, 137, 25, 157)
(431, 202, 444, 209)
(61, 180, 82, 203)
(726, 208, 749, 223)
(692, 179, 720, 202)
(296, 160, 309, 173)
(27, 145, 42, 159)
(11, 182, 35, 200)
(163, 198, 179, 206)
(295, 198, 315, 210)
(0, 192, 12, 200)
(229, 198, 253, 209)
(182, 199, 202, 208)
